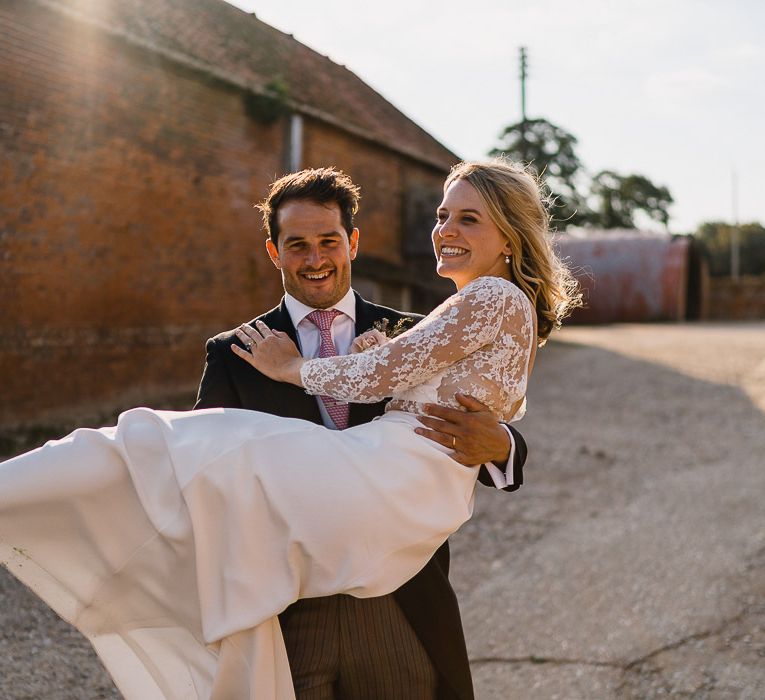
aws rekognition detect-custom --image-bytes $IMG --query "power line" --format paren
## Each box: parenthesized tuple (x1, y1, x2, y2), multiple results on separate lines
(519, 46, 528, 122)
(519, 46, 528, 162)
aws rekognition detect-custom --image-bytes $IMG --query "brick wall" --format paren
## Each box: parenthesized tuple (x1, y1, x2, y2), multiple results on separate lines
(707, 277, 765, 320)
(302, 118, 447, 265)
(1, 2, 287, 429)
(0, 1, 451, 431)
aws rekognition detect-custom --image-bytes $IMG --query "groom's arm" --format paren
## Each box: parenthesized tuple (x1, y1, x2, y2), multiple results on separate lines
(482, 425, 527, 492)
(194, 335, 242, 410)
(373, 307, 528, 489)
(416, 395, 528, 493)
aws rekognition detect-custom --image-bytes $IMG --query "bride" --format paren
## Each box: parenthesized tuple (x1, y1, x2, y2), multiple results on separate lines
(0, 159, 579, 699)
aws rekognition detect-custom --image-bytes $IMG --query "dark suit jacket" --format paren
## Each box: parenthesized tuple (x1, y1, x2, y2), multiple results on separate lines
(194, 292, 528, 700)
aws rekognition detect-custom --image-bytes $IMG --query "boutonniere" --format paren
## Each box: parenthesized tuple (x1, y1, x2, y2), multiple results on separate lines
(372, 317, 414, 339)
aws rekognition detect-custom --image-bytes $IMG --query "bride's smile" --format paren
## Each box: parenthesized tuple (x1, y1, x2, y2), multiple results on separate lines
(432, 179, 513, 290)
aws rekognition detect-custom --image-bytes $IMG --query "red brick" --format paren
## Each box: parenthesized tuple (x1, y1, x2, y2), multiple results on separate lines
(0, 1, 453, 430)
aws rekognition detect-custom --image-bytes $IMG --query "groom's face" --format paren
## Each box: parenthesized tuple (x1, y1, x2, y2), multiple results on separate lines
(266, 199, 359, 309)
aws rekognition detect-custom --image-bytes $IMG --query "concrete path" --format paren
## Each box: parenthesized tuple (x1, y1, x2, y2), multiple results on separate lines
(1, 322, 764, 698)
(451, 322, 765, 699)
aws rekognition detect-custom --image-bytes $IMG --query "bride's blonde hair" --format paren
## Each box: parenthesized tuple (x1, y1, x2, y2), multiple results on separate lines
(445, 158, 582, 343)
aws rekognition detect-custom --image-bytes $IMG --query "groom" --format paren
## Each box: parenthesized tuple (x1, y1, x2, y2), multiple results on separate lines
(195, 167, 527, 700)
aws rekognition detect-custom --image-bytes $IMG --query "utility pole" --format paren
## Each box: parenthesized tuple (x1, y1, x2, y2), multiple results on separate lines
(731, 168, 740, 281)
(519, 46, 528, 162)
(519, 46, 528, 122)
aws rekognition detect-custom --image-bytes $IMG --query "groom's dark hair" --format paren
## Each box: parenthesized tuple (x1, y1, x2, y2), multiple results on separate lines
(258, 167, 361, 245)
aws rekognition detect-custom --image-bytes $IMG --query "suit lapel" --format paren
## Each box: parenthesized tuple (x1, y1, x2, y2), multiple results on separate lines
(259, 300, 323, 424)
(261, 299, 300, 345)
(353, 291, 383, 338)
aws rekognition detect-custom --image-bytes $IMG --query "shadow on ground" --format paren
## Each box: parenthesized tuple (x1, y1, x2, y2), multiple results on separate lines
(1, 325, 764, 699)
(452, 327, 765, 699)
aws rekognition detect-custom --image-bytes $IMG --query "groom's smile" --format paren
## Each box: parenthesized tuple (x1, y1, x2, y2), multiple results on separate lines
(266, 199, 359, 309)
(298, 266, 338, 293)
(302, 269, 333, 281)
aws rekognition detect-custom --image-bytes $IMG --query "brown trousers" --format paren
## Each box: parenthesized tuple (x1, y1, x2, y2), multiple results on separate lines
(281, 594, 438, 700)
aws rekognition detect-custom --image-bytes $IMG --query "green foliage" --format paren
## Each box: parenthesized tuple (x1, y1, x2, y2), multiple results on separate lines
(590, 170, 673, 229)
(490, 117, 673, 231)
(243, 78, 290, 125)
(491, 118, 582, 182)
(490, 117, 589, 228)
(694, 221, 765, 276)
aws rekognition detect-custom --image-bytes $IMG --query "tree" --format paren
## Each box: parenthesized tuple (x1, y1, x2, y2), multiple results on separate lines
(490, 117, 589, 228)
(695, 221, 765, 277)
(490, 116, 675, 231)
(589, 170, 673, 229)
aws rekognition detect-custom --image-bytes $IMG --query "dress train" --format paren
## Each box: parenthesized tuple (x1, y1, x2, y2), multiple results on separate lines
(0, 406, 478, 699)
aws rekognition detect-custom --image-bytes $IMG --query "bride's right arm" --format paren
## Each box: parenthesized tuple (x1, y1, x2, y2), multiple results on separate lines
(300, 277, 528, 403)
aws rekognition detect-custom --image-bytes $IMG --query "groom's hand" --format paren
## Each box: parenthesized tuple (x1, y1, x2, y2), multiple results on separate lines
(415, 394, 511, 467)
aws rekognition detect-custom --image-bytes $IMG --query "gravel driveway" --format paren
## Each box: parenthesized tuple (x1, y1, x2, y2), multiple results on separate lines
(452, 322, 765, 699)
(2, 322, 764, 699)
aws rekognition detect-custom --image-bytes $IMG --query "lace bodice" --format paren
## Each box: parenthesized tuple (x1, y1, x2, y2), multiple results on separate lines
(300, 276, 535, 422)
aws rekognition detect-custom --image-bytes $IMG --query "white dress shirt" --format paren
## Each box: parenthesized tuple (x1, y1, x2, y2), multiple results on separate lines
(283, 288, 516, 488)
(284, 288, 357, 430)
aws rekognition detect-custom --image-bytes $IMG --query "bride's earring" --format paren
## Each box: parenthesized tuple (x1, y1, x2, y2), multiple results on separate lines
(504, 255, 510, 264)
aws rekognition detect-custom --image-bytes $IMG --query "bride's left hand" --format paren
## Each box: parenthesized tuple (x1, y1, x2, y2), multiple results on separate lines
(232, 321, 305, 386)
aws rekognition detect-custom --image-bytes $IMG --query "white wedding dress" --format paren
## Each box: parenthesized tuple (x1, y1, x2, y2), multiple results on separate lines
(0, 276, 534, 699)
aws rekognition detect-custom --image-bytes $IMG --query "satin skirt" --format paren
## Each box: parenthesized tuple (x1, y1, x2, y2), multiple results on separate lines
(0, 408, 478, 699)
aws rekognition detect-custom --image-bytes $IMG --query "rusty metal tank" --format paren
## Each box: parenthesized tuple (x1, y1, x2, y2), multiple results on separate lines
(553, 230, 707, 323)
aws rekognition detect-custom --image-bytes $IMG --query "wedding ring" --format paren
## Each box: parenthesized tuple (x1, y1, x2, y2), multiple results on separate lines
(246, 342, 253, 351)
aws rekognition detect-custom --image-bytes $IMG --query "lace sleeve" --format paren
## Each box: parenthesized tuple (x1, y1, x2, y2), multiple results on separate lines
(300, 276, 512, 403)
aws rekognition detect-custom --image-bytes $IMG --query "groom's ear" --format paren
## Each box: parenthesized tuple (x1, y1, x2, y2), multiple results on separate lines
(265, 238, 282, 269)
(349, 228, 360, 261)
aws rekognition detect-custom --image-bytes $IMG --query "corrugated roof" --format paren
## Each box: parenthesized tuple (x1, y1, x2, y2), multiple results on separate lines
(36, 0, 458, 170)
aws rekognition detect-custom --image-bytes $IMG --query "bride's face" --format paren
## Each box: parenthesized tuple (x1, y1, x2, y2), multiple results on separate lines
(432, 179, 513, 290)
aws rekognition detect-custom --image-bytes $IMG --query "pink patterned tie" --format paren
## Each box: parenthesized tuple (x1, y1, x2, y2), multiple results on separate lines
(306, 309, 349, 430)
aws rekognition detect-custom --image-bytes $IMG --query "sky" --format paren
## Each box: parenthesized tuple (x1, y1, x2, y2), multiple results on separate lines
(225, 0, 764, 234)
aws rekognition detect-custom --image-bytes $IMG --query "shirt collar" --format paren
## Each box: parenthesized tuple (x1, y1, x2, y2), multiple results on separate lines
(284, 287, 357, 328)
